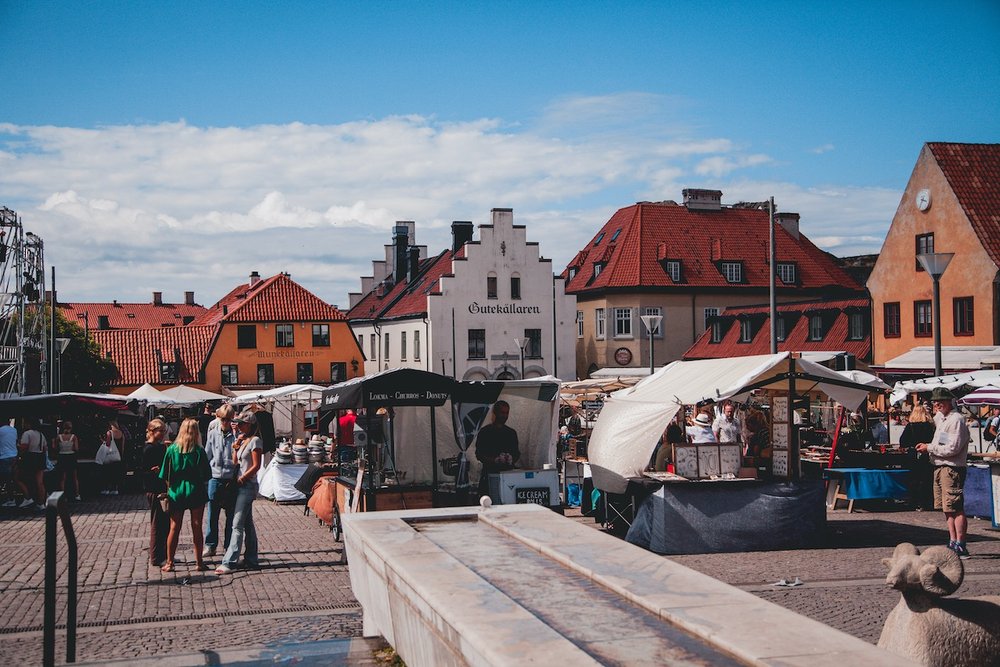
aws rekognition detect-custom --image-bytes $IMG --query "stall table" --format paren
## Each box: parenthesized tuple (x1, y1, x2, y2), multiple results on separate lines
(823, 467, 909, 512)
(257, 459, 309, 503)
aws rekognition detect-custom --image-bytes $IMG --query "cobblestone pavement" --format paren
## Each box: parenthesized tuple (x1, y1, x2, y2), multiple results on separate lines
(1, 494, 998, 664)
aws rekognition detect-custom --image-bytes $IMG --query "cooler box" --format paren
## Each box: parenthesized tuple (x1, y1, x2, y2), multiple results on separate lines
(488, 469, 560, 507)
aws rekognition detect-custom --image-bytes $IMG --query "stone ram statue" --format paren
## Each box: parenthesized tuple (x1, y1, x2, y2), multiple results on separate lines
(878, 542, 1000, 666)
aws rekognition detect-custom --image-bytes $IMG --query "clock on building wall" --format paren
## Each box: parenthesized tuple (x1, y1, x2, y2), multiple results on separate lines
(614, 347, 632, 366)
(915, 188, 932, 212)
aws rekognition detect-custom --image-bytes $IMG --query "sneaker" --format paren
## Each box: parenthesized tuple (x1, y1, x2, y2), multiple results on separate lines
(74, 495, 82, 501)
(948, 540, 957, 551)
(34, 503, 45, 511)
(204, 547, 217, 557)
(2, 500, 17, 507)
(19, 498, 35, 508)
(953, 542, 971, 559)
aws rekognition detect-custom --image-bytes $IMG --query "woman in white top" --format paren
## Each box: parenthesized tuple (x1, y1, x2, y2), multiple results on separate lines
(52, 420, 81, 501)
(17, 417, 47, 509)
(215, 410, 262, 574)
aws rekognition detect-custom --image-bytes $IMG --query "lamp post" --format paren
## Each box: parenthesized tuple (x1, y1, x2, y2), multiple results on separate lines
(639, 314, 663, 375)
(55, 337, 70, 393)
(513, 337, 529, 379)
(917, 252, 954, 377)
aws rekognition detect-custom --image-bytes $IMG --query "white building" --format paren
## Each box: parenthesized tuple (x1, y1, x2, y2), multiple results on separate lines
(348, 209, 576, 381)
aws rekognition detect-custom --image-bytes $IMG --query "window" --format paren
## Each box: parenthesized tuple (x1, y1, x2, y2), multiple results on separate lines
(848, 311, 866, 341)
(808, 314, 825, 341)
(384, 332, 390, 359)
(709, 320, 722, 344)
(330, 362, 346, 383)
(400, 331, 407, 360)
(237, 325, 256, 349)
(721, 262, 743, 283)
(577, 311, 584, 338)
(775, 317, 786, 342)
(312, 324, 330, 347)
(568, 267, 577, 280)
(159, 362, 178, 382)
(468, 329, 486, 359)
(296, 363, 313, 383)
(884, 302, 901, 338)
(525, 329, 542, 358)
(613, 307, 632, 338)
(704, 307, 719, 330)
(642, 306, 663, 338)
(739, 319, 753, 343)
(276, 323, 294, 347)
(914, 300, 932, 337)
(221, 364, 239, 385)
(510, 275, 521, 300)
(610, 228, 622, 242)
(954, 297, 974, 336)
(595, 308, 606, 339)
(370, 333, 376, 359)
(487, 275, 497, 299)
(777, 263, 796, 284)
(665, 260, 681, 282)
(414, 330, 421, 360)
(593, 263, 603, 277)
(257, 364, 274, 384)
(915, 233, 935, 270)
(593, 232, 605, 246)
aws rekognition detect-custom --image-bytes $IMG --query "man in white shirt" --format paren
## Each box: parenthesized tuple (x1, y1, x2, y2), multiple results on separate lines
(712, 403, 742, 444)
(916, 387, 971, 558)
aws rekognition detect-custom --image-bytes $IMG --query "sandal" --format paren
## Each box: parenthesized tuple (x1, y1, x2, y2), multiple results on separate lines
(160, 562, 175, 573)
(215, 565, 232, 575)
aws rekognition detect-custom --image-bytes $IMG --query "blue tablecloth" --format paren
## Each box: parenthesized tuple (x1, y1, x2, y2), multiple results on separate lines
(823, 467, 909, 500)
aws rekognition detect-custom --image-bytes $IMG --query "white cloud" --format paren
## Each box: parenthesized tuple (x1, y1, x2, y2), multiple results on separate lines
(0, 105, 897, 305)
(810, 143, 835, 154)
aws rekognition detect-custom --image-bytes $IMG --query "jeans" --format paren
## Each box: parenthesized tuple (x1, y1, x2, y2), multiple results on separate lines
(205, 477, 235, 550)
(221, 481, 258, 568)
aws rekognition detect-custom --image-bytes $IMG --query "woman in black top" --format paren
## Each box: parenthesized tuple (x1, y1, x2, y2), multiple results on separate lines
(142, 419, 169, 567)
(899, 405, 936, 510)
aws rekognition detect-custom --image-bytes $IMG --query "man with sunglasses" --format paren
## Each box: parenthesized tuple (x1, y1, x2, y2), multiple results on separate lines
(916, 387, 972, 558)
(203, 404, 238, 557)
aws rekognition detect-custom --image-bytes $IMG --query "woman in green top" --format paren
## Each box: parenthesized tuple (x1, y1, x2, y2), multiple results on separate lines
(159, 418, 211, 572)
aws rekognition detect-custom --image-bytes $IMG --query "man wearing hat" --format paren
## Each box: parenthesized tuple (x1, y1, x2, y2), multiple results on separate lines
(688, 411, 718, 444)
(916, 387, 972, 558)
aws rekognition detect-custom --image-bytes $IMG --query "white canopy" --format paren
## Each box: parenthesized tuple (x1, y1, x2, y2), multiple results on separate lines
(158, 384, 227, 405)
(837, 369, 890, 391)
(127, 383, 183, 407)
(588, 353, 876, 493)
(889, 369, 1000, 405)
(229, 384, 327, 406)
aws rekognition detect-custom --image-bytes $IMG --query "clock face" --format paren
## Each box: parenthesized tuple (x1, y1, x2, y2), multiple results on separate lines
(916, 188, 931, 212)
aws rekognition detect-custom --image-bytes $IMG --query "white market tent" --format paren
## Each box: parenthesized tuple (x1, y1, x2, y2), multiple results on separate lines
(158, 384, 228, 405)
(588, 353, 875, 493)
(126, 383, 184, 407)
(230, 384, 328, 439)
(229, 384, 327, 406)
(836, 369, 890, 390)
(888, 369, 1000, 405)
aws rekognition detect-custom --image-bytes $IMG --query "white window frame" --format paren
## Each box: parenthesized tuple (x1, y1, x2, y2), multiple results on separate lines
(642, 306, 663, 339)
(809, 314, 824, 341)
(665, 260, 681, 282)
(703, 307, 719, 330)
(400, 331, 407, 361)
(414, 330, 421, 361)
(613, 307, 633, 339)
(577, 311, 584, 338)
(739, 319, 753, 343)
(775, 316, 786, 342)
(594, 263, 603, 278)
(777, 262, 796, 284)
(595, 308, 606, 340)
(721, 262, 742, 283)
(848, 312, 865, 340)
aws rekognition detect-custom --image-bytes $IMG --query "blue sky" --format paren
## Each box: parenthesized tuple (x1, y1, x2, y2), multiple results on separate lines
(1, 1, 998, 305)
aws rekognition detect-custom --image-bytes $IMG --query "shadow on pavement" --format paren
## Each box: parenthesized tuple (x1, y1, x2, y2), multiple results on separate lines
(824, 518, 999, 549)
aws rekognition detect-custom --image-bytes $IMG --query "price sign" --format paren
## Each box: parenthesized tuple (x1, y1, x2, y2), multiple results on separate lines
(515, 487, 551, 505)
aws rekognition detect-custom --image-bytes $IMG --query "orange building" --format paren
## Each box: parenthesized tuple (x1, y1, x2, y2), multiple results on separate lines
(868, 143, 1000, 376)
(94, 272, 363, 394)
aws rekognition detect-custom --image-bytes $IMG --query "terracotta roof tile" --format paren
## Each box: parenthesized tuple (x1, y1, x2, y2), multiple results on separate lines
(561, 202, 861, 294)
(61, 302, 207, 330)
(347, 250, 456, 321)
(191, 274, 345, 325)
(927, 142, 1000, 267)
(683, 298, 871, 360)
(93, 325, 218, 387)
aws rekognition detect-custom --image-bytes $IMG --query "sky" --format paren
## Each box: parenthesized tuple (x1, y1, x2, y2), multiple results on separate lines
(1, 1, 998, 308)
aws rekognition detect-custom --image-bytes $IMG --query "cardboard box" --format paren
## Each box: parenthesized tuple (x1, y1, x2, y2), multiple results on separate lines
(738, 467, 758, 479)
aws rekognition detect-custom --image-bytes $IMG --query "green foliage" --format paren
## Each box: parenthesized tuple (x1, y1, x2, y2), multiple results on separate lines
(20, 307, 119, 393)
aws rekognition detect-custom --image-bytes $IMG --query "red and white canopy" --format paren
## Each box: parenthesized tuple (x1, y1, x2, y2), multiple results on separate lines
(957, 384, 1000, 406)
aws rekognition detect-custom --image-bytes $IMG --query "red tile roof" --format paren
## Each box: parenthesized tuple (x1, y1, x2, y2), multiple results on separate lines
(348, 247, 463, 321)
(561, 201, 861, 294)
(191, 273, 346, 325)
(61, 302, 207, 330)
(927, 142, 1000, 267)
(92, 325, 218, 387)
(683, 298, 871, 360)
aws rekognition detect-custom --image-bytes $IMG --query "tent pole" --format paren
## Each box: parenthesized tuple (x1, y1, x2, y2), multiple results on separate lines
(789, 355, 800, 481)
(430, 406, 438, 498)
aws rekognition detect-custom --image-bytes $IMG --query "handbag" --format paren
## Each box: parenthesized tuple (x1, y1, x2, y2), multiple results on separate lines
(158, 493, 171, 513)
(216, 479, 238, 506)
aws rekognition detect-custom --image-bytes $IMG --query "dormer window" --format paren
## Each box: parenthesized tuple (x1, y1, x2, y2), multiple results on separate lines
(593, 263, 603, 277)
(709, 320, 723, 344)
(159, 362, 178, 382)
(808, 314, 825, 341)
(593, 232, 605, 246)
(664, 260, 681, 282)
(568, 267, 577, 280)
(775, 316, 786, 342)
(720, 261, 743, 283)
(777, 262, 797, 284)
(847, 311, 866, 340)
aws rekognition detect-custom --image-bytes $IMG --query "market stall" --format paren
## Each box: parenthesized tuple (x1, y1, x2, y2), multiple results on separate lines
(230, 383, 326, 440)
(586, 352, 877, 553)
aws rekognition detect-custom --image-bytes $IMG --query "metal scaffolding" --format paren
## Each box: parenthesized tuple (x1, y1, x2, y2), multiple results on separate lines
(0, 206, 47, 396)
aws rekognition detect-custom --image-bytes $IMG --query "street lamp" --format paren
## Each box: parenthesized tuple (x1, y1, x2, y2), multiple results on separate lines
(513, 337, 529, 379)
(55, 337, 70, 393)
(917, 252, 954, 377)
(639, 314, 663, 375)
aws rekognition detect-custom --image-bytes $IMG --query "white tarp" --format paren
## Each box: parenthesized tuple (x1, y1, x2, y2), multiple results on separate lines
(588, 353, 875, 493)
(837, 369, 890, 390)
(889, 369, 1000, 405)
(230, 384, 327, 439)
(158, 384, 227, 405)
(229, 384, 327, 405)
(883, 345, 1000, 369)
(127, 383, 183, 407)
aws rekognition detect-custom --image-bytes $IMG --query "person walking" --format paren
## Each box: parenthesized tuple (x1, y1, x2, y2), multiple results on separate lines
(216, 410, 262, 574)
(0, 416, 28, 507)
(916, 387, 972, 558)
(96, 419, 125, 495)
(18, 417, 48, 510)
(52, 420, 81, 501)
(203, 404, 238, 557)
(159, 418, 211, 573)
(142, 419, 170, 567)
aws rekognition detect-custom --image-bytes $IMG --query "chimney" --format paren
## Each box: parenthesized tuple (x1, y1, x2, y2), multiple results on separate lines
(408, 246, 420, 283)
(153, 291, 163, 306)
(249, 271, 261, 286)
(711, 238, 723, 261)
(393, 223, 410, 283)
(451, 221, 474, 253)
(775, 212, 800, 240)
(682, 188, 723, 211)
(184, 291, 195, 306)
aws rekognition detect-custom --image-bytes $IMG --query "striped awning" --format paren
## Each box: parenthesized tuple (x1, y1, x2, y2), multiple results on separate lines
(958, 385, 1000, 406)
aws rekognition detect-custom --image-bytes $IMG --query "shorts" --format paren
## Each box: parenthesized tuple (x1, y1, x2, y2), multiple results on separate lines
(933, 466, 966, 513)
(19, 452, 46, 473)
(57, 453, 78, 471)
(0, 457, 14, 481)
